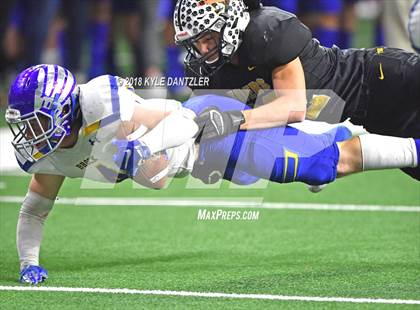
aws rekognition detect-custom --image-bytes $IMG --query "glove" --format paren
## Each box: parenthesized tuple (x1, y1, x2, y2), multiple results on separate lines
(195, 107, 245, 142)
(112, 139, 152, 177)
(19, 265, 48, 285)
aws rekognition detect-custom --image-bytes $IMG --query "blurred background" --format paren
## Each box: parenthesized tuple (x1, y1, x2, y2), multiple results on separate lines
(0, 0, 417, 111)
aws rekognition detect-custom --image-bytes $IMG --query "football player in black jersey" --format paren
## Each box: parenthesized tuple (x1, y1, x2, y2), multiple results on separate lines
(173, 0, 419, 180)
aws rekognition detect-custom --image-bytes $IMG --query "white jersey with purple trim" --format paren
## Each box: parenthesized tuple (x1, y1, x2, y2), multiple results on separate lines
(15, 75, 195, 182)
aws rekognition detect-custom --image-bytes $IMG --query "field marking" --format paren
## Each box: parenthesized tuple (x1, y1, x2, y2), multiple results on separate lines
(1, 196, 419, 212)
(0, 286, 419, 305)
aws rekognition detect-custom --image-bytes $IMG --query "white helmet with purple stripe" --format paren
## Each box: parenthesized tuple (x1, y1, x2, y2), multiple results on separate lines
(5, 64, 78, 162)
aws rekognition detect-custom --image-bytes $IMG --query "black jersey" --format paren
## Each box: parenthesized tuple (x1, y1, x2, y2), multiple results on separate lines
(186, 6, 420, 181)
(187, 7, 310, 89)
(187, 6, 369, 122)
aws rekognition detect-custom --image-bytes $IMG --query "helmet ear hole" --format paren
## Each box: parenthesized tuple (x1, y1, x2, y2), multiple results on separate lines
(62, 104, 70, 116)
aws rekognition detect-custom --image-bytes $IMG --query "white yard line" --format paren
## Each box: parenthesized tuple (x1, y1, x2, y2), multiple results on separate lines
(0, 196, 419, 212)
(0, 286, 419, 305)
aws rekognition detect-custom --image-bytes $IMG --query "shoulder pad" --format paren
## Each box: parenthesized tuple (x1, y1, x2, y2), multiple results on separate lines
(242, 7, 311, 67)
(79, 75, 124, 126)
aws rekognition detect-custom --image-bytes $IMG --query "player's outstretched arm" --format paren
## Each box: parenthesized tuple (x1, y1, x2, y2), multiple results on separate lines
(337, 136, 419, 177)
(17, 173, 65, 284)
(118, 102, 199, 156)
(112, 99, 198, 183)
(241, 58, 307, 130)
(194, 58, 308, 141)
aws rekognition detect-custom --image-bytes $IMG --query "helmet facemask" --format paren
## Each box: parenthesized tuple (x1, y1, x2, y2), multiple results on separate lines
(181, 22, 231, 76)
(174, 0, 250, 77)
(6, 105, 70, 162)
(6, 64, 78, 162)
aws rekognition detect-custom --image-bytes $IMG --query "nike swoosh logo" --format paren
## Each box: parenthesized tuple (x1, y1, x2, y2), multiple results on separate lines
(248, 66, 256, 71)
(379, 63, 385, 80)
(123, 149, 132, 169)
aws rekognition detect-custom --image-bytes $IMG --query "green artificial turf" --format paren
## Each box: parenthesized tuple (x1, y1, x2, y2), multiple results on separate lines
(1, 14, 419, 309)
(1, 168, 419, 206)
(0, 170, 419, 308)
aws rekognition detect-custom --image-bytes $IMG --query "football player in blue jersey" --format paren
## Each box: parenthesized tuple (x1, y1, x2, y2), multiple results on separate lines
(6, 65, 419, 284)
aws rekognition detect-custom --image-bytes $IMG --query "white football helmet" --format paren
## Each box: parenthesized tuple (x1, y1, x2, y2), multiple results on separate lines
(174, 0, 250, 76)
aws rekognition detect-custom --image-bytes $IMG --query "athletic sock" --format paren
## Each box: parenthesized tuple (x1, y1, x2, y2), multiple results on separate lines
(359, 135, 418, 171)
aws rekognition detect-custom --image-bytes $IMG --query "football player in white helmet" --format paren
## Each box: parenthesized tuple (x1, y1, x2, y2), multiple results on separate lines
(6, 64, 200, 284)
(174, 0, 420, 181)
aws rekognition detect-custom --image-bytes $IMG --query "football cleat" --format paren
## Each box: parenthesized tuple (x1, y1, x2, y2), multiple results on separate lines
(19, 265, 48, 285)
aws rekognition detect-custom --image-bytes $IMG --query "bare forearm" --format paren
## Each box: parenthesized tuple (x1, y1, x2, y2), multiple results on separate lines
(241, 96, 306, 130)
(239, 57, 308, 130)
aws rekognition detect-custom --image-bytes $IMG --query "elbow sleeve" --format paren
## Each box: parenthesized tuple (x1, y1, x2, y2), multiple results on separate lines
(141, 108, 199, 154)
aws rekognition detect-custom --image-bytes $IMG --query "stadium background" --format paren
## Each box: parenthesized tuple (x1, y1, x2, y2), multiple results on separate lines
(0, 0, 419, 308)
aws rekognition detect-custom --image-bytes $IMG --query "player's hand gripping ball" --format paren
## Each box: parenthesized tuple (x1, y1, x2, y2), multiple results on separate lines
(112, 139, 152, 177)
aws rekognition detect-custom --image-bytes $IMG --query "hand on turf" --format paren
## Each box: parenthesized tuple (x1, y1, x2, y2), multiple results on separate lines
(19, 265, 48, 285)
(112, 139, 152, 177)
(195, 107, 245, 142)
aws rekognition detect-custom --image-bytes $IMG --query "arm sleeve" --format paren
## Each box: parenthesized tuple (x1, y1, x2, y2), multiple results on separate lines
(119, 88, 199, 154)
(17, 191, 54, 270)
(140, 107, 199, 154)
